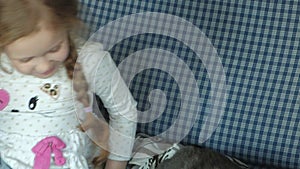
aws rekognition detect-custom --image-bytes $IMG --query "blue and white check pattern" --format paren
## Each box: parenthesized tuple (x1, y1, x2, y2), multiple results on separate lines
(78, 1, 300, 169)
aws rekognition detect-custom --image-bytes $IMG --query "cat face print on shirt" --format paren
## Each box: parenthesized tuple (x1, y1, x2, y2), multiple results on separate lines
(0, 64, 74, 114)
(0, 82, 61, 112)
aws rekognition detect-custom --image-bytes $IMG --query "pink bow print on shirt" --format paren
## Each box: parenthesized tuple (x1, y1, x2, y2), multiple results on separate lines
(32, 136, 66, 169)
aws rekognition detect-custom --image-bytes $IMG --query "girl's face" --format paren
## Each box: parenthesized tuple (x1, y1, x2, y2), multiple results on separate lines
(4, 24, 70, 78)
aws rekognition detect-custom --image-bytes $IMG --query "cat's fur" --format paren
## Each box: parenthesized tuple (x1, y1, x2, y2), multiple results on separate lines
(156, 146, 245, 169)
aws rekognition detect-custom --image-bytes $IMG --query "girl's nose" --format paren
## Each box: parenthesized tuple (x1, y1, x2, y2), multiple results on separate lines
(34, 57, 52, 73)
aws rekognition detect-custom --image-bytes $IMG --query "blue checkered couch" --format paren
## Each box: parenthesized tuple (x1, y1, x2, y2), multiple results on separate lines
(77, 1, 300, 169)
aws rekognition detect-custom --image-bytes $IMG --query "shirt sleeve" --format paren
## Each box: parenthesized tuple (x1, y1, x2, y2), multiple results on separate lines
(78, 42, 138, 161)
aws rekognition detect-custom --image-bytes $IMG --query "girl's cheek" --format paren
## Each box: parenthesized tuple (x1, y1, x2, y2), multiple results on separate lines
(10, 61, 32, 75)
(15, 66, 31, 75)
(58, 46, 70, 62)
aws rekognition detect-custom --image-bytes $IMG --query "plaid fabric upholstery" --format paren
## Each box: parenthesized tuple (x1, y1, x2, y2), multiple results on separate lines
(77, 1, 300, 169)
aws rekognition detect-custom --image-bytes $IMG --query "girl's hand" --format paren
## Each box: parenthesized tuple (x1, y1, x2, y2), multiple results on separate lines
(105, 159, 127, 169)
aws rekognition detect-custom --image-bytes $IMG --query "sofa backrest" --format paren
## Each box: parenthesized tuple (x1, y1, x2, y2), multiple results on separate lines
(78, 1, 300, 168)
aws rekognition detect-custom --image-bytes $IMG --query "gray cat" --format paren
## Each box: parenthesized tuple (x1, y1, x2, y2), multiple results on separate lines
(156, 146, 247, 169)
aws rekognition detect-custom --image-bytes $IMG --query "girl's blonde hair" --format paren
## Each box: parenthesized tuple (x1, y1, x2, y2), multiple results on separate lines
(0, 0, 79, 77)
(0, 0, 108, 166)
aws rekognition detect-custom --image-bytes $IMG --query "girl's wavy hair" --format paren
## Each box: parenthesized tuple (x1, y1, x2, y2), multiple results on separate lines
(0, 0, 108, 166)
(0, 0, 79, 77)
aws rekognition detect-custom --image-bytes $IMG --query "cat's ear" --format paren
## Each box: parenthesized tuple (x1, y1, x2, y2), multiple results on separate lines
(0, 89, 9, 110)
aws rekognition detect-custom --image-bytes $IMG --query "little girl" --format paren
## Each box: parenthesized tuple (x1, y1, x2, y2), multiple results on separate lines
(0, 0, 137, 169)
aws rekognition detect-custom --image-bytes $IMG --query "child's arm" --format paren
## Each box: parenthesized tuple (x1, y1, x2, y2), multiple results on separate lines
(105, 159, 127, 169)
(79, 42, 137, 166)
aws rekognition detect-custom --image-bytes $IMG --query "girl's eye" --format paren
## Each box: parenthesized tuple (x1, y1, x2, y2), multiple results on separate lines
(19, 57, 33, 63)
(48, 45, 61, 53)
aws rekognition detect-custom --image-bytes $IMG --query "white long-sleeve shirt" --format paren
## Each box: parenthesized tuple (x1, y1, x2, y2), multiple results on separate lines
(0, 41, 137, 168)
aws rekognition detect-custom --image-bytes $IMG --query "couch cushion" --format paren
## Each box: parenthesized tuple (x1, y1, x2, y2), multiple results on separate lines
(78, 1, 300, 168)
